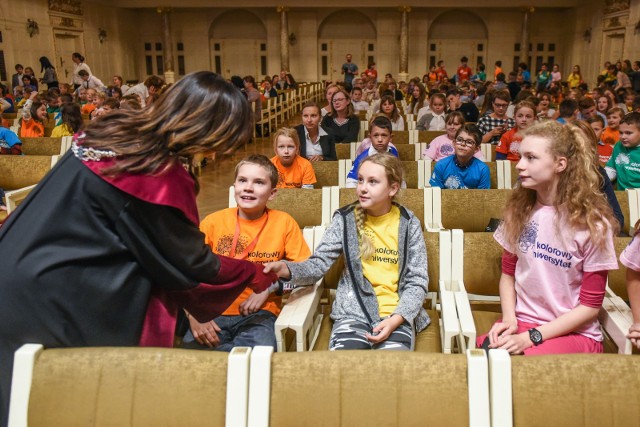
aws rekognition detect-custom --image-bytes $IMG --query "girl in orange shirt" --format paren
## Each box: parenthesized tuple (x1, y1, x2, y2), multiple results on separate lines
(19, 94, 47, 138)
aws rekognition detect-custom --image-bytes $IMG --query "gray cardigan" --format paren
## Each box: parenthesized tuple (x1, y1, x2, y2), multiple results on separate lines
(285, 203, 431, 332)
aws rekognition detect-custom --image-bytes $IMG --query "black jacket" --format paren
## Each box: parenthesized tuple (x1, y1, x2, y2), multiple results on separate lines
(295, 124, 337, 161)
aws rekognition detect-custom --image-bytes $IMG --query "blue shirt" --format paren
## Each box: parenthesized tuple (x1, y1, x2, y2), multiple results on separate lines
(346, 145, 399, 186)
(0, 128, 22, 153)
(429, 156, 490, 189)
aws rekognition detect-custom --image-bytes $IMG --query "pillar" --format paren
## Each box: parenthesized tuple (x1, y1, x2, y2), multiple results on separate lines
(277, 6, 290, 72)
(398, 6, 411, 83)
(158, 7, 175, 84)
(520, 6, 535, 70)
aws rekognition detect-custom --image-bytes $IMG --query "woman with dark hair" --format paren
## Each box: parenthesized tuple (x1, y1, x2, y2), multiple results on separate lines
(70, 52, 91, 89)
(39, 56, 58, 89)
(284, 73, 297, 89)
(50, 103, 83, 137)
(0, 72, 278, 426)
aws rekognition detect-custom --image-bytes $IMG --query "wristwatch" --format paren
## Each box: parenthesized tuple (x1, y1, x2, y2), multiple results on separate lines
(528, 328, 543, 346)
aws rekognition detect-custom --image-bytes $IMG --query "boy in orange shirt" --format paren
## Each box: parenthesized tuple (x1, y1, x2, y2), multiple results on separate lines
(587, 116, 612, 166)
(270, 127, 317, 188)
(601, 107, 624, 147)
(182, 154, 310, 351)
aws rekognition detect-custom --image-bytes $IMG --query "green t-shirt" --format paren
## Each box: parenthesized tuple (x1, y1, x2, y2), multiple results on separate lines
(605, 142, 640, 190)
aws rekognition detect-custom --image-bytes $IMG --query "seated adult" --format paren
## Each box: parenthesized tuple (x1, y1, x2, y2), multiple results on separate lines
(123, 75, 164, 108)
(477, 90, 516, 145)
(77, 70, 106, 92)
(295, 101, 337, 161)
(321, 84, 339, 117)
(321, 88, 360, 144)
(429, 124, 490, 189)
(262, 79, 278, 99)
(446, 88, 479, 123)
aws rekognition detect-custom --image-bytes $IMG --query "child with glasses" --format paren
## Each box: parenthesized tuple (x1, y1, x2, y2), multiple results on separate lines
(429, 123, 490, 189)
(422, 112, 484, 162)
(478, 90, 516, 145)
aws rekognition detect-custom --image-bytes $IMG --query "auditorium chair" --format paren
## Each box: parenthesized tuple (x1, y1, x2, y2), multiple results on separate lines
(334, 143, 353, 160)
(412, 130, 446, 144)
(362, 130, 412, 144)
(228, 186, 332, 228)
(614, 189, 639, 236)
(21, 136, 72, 156)
(8, 345, 250, 427)
(310, 161, 348, 188)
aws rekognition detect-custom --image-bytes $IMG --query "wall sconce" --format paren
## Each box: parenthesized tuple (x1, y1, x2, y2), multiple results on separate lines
(26, 19, 39, 37)
(288, 32, 296, 46)
(98, 28, 107, 44)
(583, 28, 592, 43)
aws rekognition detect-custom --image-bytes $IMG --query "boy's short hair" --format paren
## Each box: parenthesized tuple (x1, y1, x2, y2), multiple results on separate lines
(495, 60, 502, 67)
(103, 97, 120, 109)
(607, 107, 626, 118)
(272, 127, 301, 152)
(456, 123, 482, 146)
(578, 97, 596, 111)
(234, 154, 279, 189)
(559, 99, 578, 118)
(586, 115, 605, 127)
(351, 87, 362, 94)
(78, 70, 89, 77)
(621, 112, 640, 128)
(369, 115, 393, 134)
(460, 56, 468, 63)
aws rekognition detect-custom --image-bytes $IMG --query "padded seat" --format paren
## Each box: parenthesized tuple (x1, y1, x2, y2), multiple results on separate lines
(610, 236, 632, 300)
(267, 188, 326, 228)
(471, 311, 501, 339)
(311, 161, 340, 187)
(0, 155, 56, 190)
(21, 137, 63, 156)
(614, 191, 631, 235)
(417, 130, 446, 144)
(441, 189, 511, 231)
(335, 144, 351, 160)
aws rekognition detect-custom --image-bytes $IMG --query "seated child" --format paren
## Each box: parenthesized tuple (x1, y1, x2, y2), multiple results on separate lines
(81, 88, 97, 115)
(51, 103, 83, 137)
(379, 95, 405, 131)
(587, 116, 611, 166)
(601, 107, 624, 147)
(429, 123, 490, 189)
(556, 98, 578, 124)
(264, 153, 430, 351)
(416, 93, 447, 131)
(355, 114, 398, 156)
(182, 155, 311, 351)
(347, 116, 399, 188)
(0, 127, 22, 155)
(270, 127, 317, 189)
(496, 101, 537, 161)
(477, 121, 619, 355)
(620, 223, 640, 349)
(422, 111, 482, 162)
(351, 87, 370, 113)
(605, 112, 640, 190)
(19, 94, 47, 138)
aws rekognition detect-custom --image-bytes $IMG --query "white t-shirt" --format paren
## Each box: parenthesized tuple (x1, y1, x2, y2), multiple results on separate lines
(495, 204, 618, 341)
(352, 100, 370, 113)
(304, 127, 327, 158)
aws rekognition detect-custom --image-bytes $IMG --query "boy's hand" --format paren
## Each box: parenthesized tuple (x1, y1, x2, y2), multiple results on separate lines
(239, 289, 270, 316)
(188, 315, 221, 348)
(366, 314, 404, 344)
(628, 323, 640, 349)
(263, 261, 291, 280)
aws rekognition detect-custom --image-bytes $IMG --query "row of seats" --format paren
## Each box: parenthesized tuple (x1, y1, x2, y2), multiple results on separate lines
(10, 343, 640, 427)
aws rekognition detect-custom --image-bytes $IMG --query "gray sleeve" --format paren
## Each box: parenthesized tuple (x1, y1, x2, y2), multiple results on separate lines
(284, 213, 345, 286)
(393, 217, 429, 322)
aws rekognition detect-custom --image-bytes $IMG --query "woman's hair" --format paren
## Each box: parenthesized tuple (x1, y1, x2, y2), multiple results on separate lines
(379, 95, 399, 122)
(81, 72, 252, 186)
(410, 83, 427, 112)
(272, 127, 300, 153)
(39, 56, 54, 71)
(572, 120, 601, 169)
(60, 103, 83, 133)
(446, 111, 465, 125)
(355, 153, 404, 259)
(369, 114, 393, 134)
(234, 154, 279, 189)
(72, 52, 85, 62)
(596, 95, 612, 113)
(329, 89, 354, 118)
(286, 73, 297, 86)
(501, 121, 618, 250)
(455, 123, 482, 146)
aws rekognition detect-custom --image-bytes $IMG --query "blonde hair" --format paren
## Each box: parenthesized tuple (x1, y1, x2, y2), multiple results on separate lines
(354, 153, 404, 260)
(272, 127, 300, 154)
(501, 121, 618, 250)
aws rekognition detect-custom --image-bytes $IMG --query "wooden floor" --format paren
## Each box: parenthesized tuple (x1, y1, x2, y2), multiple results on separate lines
(196, 116, 302, 219)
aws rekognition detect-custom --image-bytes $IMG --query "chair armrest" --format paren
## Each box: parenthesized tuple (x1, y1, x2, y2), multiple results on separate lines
(226, 347, 252, 427)
(8, 344, 44, 427)
(488, 349, 512, 427)
(599, 296, 633, 354)
(5, 185, 37, 214)
(454, 281, 477, 352)
(275, 280, 324, 352)
(440, 279, 460, 354)
(466, 349, 491, 427)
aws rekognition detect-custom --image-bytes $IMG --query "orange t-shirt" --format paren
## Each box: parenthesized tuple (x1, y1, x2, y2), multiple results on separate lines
(81, 103, 96, 115)
(496, 127, 522, 161)
(601, 127, 620, 147)
(19, 119, 44, 138)
(199, 208, 310, 316)
(597, 141, 614, 166)
(270, 155, 317, 188)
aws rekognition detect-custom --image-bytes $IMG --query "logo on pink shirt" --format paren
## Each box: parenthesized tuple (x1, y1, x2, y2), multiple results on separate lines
(518, 221, 539, 253)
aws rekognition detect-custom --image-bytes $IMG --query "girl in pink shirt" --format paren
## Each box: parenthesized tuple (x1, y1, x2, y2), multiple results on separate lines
(477, 121, 619, 355)
(422, 112, 484, 162)
(620, 227, 640, 349)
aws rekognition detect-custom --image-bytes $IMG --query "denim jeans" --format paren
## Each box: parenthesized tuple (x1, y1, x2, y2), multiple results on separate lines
(182, 310, 277, 352)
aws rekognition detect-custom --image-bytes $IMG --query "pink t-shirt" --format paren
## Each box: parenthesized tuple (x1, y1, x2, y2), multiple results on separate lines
(495, 203, 618, 341)
(421, 134, 485, 162)
(620, 234, 640, 271)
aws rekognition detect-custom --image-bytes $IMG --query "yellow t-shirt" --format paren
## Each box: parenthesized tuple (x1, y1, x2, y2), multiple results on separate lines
(199, 208, 311, 316)
(360, 205, 401, 317)
(50, 124, 74, 137)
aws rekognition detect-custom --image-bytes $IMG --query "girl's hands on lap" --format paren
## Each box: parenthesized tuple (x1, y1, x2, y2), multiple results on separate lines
(263, 261, 291, 280)
(366, 314, 405, 344)
(495, 332, 533, 355)
(487, 320, 518, 347)
(628, 323, 640, 349)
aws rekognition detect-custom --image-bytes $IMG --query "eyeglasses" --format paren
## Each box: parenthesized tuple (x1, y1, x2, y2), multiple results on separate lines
(493, 102, 509, 109)
(332, 97, 348, 103)
(454, 137, 477, 147)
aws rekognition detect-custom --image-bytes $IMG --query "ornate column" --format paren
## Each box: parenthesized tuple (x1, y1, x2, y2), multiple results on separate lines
(277, 6, 290, 72)
(520, 7, 534, 69)
(158, 8, 175, 84)
(398, 6, 411, 83)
